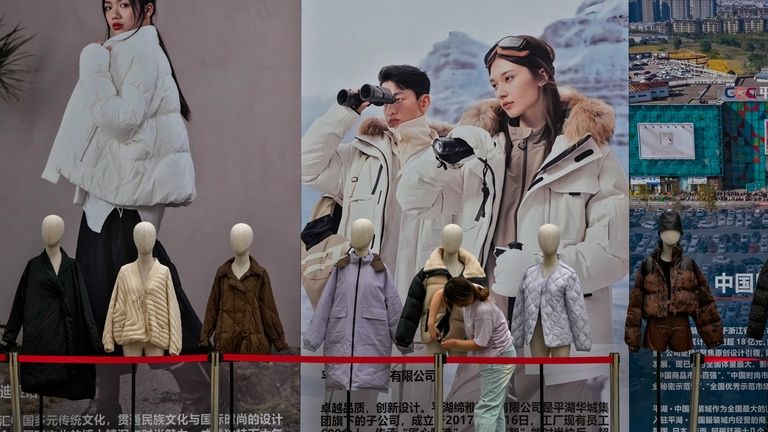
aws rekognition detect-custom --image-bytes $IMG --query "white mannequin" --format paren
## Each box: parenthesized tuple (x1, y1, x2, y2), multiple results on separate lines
(230, 223, 254, 279)
(441, 224, 465, 277)
(659, 230, 681, 262)
(531, 224, 570, 358)
(41, 215, 65, 275)
(350, 219, 374, 257)
(124, 222, 164, 357)
(539, 224, 560, 279)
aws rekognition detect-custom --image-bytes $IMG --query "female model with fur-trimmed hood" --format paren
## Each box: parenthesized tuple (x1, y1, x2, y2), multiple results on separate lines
(397, 35, 629, 417)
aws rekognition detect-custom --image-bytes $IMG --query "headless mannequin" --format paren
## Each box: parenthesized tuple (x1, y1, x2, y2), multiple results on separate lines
(42, 215, 65, 275)
(441, 224, 465, 277)
(123, 222, 164, 357)
(230, 223, 254, 279)
(531, 224, 571, 358)
(350, 219, 374, 257)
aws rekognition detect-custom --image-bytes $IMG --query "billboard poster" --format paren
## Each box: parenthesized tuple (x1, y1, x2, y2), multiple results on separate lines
(0, 2, 301, 431)
(638, 123, 696, 160)
(301, 0, 629, 431)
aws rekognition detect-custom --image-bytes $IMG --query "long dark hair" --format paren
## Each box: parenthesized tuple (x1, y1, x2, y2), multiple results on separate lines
(486, 35, 564, 153)
(443, 277, 490, 307)
(103, 0, 191, 121)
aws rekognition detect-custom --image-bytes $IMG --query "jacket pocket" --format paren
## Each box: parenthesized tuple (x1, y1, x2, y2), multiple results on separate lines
(359, 306, 389, 349)
(79, 126, 102, 167)
(547, 174, 599, 243)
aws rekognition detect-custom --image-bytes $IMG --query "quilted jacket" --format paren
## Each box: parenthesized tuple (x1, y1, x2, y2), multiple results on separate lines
(395, 247, 486, 355)
(303, 251, 406, 391)
(199, 257, 287, 353)
(511, 261, 591, 351)
(624, 243, 723, 351)
(103, 260, 182, 355)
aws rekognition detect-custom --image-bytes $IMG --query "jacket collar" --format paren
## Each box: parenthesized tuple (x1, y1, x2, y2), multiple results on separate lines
(524, 134, 604, 196)
(423, 247, 485, 278)
(457, 87, 615, 146)
(335, 250, 386, 272)
(104, 25, 158, 48)
(218, 256, 264, 288)
(39, 248, 72, 281)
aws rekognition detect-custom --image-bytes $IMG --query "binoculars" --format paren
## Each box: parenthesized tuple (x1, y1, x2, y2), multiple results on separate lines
(337, 84, 396, 108)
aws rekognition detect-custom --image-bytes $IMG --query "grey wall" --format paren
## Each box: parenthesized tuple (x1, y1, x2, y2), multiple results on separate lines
(0, 1, 301, 345)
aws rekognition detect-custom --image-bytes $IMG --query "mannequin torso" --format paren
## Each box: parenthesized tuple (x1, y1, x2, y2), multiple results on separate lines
(532, 224, 570, 357)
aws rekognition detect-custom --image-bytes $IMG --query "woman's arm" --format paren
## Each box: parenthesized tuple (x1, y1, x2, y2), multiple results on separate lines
(441, 338, 481, 351)
(79, 44, 158, 141)
(427, 288, 444, 341)
(558, 148, 629, 293)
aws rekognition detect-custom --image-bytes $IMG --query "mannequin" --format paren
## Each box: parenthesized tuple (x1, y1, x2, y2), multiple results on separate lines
(42, 215, 65, 275)
(125, 222, 164, 357)
(624, 209, 723, 353)
(304, 218, 405, 432)
(2, 216, 101, 400)
(199, 223, 287, 354)
(531, 224, 571, 357)
(103, 222, 182, 357)
(441, 224, 465, 277)
(512, 224, 591, 356)
(350, 218, 374, 257)
(230, 223, 254, 279)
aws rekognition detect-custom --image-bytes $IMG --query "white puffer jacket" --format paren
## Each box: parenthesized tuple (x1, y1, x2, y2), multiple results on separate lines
(511, 262, 591, 351)
(42, 25, 195, 207)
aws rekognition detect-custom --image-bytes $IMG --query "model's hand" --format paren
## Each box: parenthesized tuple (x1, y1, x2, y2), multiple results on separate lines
(440, 339, 458, 350)
(354, 100, 371, 114)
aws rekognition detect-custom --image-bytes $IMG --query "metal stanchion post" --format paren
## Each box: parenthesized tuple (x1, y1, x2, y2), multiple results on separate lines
(211, 352, 220, 432)
(434, 353, 444, 432)
(689, 352, 703, 431)
(10, 352, 22, 432)
(609, 353, 620, 432)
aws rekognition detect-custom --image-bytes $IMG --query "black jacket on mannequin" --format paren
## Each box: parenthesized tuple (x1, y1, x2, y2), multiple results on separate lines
(2, 250, 102, 400)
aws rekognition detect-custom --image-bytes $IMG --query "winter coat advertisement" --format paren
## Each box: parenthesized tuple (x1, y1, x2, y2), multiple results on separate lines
(300, 0, 629, 431)
(0, 1, 300, 431)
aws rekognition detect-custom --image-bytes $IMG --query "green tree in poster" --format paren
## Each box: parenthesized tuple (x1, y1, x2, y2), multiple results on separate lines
(673, 37, 683, 50)
(698, 185, 718, 221)
(700, 39, 712, 53)
(634, 185, 652, 210)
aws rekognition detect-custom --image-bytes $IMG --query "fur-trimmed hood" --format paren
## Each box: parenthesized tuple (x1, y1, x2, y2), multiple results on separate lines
(457, 87, 615, 146)
(357, 116, 453, 138)
(423, 247, 485, 279)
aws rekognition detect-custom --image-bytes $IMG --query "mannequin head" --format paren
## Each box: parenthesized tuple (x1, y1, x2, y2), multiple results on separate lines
(441, 224, 463, 254)
(133, 222, 157, 255)
(660, 230, 681, 247)
(350, 219, 374, 253)
(230, 223, 254, 256)
(41, 215, 65, 247)
(538, 224, 560, 256)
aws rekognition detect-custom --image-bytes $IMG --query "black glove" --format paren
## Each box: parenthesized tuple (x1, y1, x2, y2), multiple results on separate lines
(432, 137, 475, 169)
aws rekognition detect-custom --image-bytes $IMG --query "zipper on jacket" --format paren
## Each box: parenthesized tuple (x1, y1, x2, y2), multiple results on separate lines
(371, 165, 383, 194)
(355, 137, 390, 251)
(349, 256, 363, 391)
(512, 139, 529, 243)
(80, 126, 99, 162)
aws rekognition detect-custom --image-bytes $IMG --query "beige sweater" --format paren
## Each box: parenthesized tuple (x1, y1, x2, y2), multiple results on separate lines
(103, 260, 182, 355)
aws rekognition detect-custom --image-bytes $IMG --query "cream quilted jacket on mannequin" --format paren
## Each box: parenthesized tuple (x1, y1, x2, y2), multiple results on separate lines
(103, 259, 182, 355)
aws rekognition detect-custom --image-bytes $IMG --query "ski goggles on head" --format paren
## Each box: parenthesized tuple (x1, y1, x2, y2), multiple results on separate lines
(484, 36, 530, 68)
